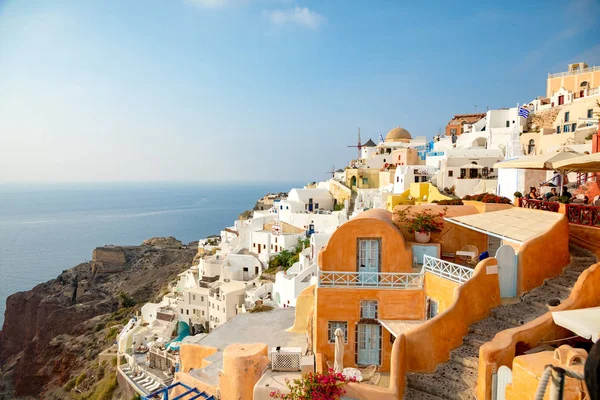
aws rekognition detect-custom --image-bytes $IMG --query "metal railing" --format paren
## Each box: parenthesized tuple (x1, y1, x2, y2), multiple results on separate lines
(318, 270, 424, 289)
(565, 204, 600, 227)
(518, 198, 560, 212)
(548, 65, 599, 78)
(423, 255, 474, 284)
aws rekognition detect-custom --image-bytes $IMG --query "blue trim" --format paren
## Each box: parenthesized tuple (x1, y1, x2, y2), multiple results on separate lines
(143, 382, 214, 400)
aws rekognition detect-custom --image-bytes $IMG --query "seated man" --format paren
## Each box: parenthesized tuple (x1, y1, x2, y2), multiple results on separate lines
(545, 187, 558, 201)
(561, 186, 572, 199)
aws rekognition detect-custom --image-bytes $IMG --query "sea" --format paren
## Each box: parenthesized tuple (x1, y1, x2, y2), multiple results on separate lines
(0, 182, 302, 326)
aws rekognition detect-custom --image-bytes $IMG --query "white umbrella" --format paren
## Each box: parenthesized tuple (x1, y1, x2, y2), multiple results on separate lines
(334, 328, 344, 373)
(552, 306, 600, 342)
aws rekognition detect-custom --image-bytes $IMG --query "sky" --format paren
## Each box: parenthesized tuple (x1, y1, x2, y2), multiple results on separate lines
(0, 0, 599, 183)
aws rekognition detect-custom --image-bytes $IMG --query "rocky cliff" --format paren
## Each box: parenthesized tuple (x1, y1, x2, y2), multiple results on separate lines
(0, 239, 197, 399)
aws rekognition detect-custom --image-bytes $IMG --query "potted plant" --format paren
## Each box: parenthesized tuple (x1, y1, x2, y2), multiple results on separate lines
(269, 370, 356, 400)
(395, 206, 446, 243)
(514, 191, 523, 207)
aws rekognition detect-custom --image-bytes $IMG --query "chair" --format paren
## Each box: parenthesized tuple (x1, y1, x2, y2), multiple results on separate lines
(367, 373, 381, 386)
(359, 365, 377, 381)
(456, 245, 479, 267)
(326, 361, 334, 371)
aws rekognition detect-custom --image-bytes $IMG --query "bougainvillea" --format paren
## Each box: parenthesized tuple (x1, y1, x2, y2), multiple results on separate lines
(463, 193, 512, 204)
(269, 369, 357, 400)
(395, 206, 446, 234)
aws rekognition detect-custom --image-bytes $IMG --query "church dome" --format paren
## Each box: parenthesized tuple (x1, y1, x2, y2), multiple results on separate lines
(385, 127, 412, 142)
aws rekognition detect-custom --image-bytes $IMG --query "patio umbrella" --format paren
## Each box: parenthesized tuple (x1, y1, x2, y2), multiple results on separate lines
(460, 164, 485, 169)
(493, 148, 581, 171)
(552, 307, 600, 342)
(334, 328, 344, 373)
(552, 152, 600, 173)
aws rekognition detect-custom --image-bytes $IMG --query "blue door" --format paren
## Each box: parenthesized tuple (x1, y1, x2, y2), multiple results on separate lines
(412, 245, 439, 267)
(357, 324, 381, 365)
(496, 245, 517, 297)
(358, 240, 379, 284)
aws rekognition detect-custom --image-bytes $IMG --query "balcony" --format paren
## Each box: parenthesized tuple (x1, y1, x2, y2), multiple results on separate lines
(423, 255, 474, 284)
(318, 270, 424, 289)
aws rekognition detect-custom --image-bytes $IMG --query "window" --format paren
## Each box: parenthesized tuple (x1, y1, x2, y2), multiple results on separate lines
(396, 176, 399, 182)
(217, 305, 219, 311)
(202, 311, 205, 316)
(528, 139, 535, 155)
(564, 124, 571, 133)
(588, 109, 594, 118)
(362, 177, 368, 185)
(572, 123, 577, 132)
(383, 159, 386, 162)
(557, 126, 561, 134)
(328, 321, 348, 343)
(193, 295, 196, 301)
(181, 309, 184, 314)
(414, 176, 419, 183)
(200, 296, 204, 301)
(357, 239, 380, 271)
(565, 111, 570, 122)
(186, 309, 189, 315)
(360, 300, 378, 319)
(427, 298, 439, 319)
(505, 121, 510, 128)
(448, 170, 453, 177)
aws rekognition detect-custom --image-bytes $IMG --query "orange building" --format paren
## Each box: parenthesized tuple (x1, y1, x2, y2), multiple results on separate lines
(313, 209, 426, 372)
(546, 62, 600, 98)
(445, 113, 486, 137)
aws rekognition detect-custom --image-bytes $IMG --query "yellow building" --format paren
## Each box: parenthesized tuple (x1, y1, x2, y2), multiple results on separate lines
(345, 168, 381, 189)
(386, 183, 452, 211)
(546, 62, 600, 98)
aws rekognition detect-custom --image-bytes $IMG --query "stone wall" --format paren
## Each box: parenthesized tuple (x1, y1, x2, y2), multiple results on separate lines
(91, 247, 126, 274)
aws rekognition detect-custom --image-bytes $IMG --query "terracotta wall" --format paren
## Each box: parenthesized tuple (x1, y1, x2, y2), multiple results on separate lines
(402, 258, 501, 375)
(289, 284, 314, 334)
(318, 209, 412, 273)
(477, 256, 600, 400)
(517, 214, 570, 294)
(314, 287, 425, 372)
(392, 205, 488, 256)
(461, 201, 513, 214)
(219, 343, 270, 400)
(424, 272, 460, 313)
(569, 223, 600, 257)
(178, 343, 219, 372)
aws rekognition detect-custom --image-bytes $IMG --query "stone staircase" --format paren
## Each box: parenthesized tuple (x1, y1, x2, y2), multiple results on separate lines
(404, 245, 596, 400)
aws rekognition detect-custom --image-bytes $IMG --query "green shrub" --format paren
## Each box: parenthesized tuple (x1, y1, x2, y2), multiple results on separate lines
(106, 327, 119, 341)
(513, 191, 523, 198)
(333, 203, 344, 211)
(88, 375, 117, 400)
(63, 378, 76, 392)
(558, 196, 571, 204)
(75, 371, 87, 386)
(132, 394, 142, 400)
(119, 292, 136, 308)
(93, 323, 105, 333)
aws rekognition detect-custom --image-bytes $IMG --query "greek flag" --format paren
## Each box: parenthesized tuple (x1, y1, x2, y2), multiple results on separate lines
(518, 107, 530, 118)
(378, 132, 384, 143)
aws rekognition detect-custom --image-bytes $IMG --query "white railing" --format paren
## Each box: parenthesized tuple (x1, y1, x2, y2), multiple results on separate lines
(548, 65, 599, 78)
(318, 270, 424, 289)
(423, 255, 473, 284)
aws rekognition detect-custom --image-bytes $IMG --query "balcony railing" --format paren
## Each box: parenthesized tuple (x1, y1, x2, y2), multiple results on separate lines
(565, 204, 600, 227)
(423, 255, 473, 285)
(518, 198, 560, 212)
(548, 65, 599, 78)
(318, 270, 424, 289)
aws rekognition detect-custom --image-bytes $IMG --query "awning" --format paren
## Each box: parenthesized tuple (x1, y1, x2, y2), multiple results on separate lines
(552, 152, 600, 173)
(493, 149, 581, 170)
(460, 164, 485, 169)
(552, 307, 600, 342)
(444, 207, 564, 244)
(379, 319, 423, 338)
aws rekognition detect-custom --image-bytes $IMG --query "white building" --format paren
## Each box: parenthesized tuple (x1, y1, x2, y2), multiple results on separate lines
(287, 188, 335, 212)
(393, 165, 435, 193)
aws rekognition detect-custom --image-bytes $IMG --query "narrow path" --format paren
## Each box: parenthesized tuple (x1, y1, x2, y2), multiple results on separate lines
(404, 245, 596, 399)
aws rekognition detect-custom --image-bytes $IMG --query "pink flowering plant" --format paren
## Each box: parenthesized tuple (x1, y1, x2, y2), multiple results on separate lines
(269, 369, 357, 400)
(395, 206, 446, 234)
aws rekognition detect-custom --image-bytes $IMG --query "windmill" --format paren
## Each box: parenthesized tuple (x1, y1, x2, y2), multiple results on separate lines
(326, 165, 336, 178)
(347, 128, 362, 159)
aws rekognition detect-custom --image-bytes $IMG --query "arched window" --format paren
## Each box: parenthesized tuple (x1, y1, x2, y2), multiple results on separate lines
(528, 139, 535, 155)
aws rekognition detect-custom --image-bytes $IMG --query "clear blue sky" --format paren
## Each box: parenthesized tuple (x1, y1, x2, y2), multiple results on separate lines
(1, 0, 599, 183)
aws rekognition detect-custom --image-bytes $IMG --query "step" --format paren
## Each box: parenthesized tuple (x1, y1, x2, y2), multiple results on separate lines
(403, 387, 447, 400)
(463, 332, 491, 349)
(546, 274, 578, 291)
(435, 361, 478, 388)
(521, 286, 570, 309)
(406, 373, 475, 400)
(492, 302, 547, 326)
(564, 268, 582, 279)
(450, 345, 480, 369)
(469, 317, 515, 338)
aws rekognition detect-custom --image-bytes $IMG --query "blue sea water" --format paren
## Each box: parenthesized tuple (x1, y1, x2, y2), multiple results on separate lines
(0, 182, 301, 326)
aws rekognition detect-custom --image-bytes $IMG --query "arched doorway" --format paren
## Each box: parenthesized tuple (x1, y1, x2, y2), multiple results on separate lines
(496, 245, 517, 297)
(528, 139, 535, 155)
(350, 175, 357, 188)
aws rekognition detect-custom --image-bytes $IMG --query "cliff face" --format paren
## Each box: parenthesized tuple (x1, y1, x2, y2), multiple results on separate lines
(0, 240, 197, 399)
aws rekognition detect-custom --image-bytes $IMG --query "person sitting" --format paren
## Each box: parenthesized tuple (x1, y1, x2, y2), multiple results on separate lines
(561, 186, 572, 199)
(545, 187, 558, 201)
(526, 187, 540, 200)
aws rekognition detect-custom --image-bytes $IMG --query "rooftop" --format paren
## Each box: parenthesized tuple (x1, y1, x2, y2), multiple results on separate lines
(445, 208, 564, 244)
